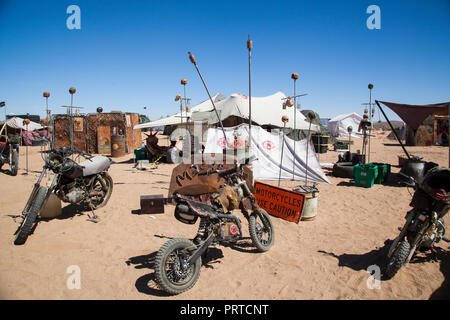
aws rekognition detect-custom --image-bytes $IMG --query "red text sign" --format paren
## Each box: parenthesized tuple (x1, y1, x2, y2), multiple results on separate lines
(253, 181, 305, 224)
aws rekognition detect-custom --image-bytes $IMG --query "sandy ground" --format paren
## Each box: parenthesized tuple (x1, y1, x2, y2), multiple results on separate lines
(0, 130, 449, 300)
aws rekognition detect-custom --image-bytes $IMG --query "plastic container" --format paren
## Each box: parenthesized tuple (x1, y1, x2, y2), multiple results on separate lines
(134, 147, 147, 161)
(353, 163, 378, 188)
(372, 162, 391, 184)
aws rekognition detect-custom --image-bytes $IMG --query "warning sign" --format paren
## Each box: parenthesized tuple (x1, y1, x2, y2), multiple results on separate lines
(253, 181, 306, 224)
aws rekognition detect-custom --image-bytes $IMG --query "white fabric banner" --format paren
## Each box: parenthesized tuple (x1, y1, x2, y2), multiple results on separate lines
(204, 124, 330, 184)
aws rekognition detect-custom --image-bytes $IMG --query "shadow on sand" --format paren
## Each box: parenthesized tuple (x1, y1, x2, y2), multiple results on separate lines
(126, 236, 226, 296)
(320, 239, 450, 298)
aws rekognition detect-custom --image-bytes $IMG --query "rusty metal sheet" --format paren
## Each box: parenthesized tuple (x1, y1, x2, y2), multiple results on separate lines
(97, 126, 111, 155)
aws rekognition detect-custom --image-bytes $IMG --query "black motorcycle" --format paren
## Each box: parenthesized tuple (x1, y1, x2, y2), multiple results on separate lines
(0, 134, 19, 176)
(13, 147, 113, 245)
(385, 166, 450, 279)
(153, 162, 275, 295)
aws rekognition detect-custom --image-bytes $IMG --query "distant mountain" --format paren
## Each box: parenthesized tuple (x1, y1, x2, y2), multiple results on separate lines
(373, 121, 404, 130)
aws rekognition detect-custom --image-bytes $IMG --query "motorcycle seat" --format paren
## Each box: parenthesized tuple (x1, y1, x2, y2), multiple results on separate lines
(185, 200, 217, 218)
(79, 156, 111, 176)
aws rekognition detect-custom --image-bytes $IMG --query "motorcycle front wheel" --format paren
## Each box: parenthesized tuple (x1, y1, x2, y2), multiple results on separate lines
(14, 186, 48, 245)
(154, 238, 201, 295)
(384, 240, 411, 279)
(249, 209, 275, 252)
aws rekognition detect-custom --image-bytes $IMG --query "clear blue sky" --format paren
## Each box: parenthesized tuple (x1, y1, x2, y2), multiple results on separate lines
(0, 0, 449, 122)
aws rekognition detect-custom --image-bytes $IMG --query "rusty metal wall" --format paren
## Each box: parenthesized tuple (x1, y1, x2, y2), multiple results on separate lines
(54, 112, 142, 154)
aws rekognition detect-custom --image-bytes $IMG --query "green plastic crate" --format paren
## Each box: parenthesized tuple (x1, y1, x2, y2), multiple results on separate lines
(134, 147, 147, 161)
(353, 163, 378, 188)
(372, 162, 391, 184)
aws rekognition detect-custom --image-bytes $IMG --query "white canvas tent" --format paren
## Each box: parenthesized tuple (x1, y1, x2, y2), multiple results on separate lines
(191, 91, 321, 132)
(133, 93, 227, 129)
(5, 117, 44, 131)
(203, 124, 330, 184)
(327, 112, 363, 138)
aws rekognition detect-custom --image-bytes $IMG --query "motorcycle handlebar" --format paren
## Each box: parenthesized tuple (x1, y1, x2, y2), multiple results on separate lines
(197, 165, 239, 177)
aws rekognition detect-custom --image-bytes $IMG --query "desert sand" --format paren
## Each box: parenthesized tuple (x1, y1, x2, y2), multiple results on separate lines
(0, 130, 449, 300)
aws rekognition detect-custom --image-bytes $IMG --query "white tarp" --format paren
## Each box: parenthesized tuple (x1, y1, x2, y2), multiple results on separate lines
(327, 112, 363, 138)
(192, 91, 321, 132)
(133, 93, 227, 129)
(204, 124, 330, 184)
(5, 117, 43, 131)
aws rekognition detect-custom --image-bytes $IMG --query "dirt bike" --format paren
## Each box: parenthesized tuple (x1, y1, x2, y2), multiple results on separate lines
(385, 166, 450, 279)
(0, 135, 19, 176)
(154, 161, 275, 295)
(13, 146, 113, 245)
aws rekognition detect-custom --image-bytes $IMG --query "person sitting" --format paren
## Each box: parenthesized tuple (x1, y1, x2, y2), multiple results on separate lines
(166, 140, 182, 164)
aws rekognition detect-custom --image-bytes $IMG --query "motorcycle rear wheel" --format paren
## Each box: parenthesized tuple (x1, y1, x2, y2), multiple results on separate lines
(385, 240, 410, 279)
(249, 209, 275, 252)
(89, 173, 113, 209)
(154, 238, 201, 295)
(14, 186, 48, 245)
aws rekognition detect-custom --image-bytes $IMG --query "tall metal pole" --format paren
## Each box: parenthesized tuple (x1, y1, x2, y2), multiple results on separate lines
(368, 84, 373, 163)
(69, 87, 76, 152)
(247, 35, 253, 162)
(188, 51, 227, 142)
(291, 73, 299, 180)
(279, 116, 289, 186)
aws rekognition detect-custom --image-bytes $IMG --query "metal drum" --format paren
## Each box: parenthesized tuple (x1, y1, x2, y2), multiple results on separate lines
(401, 159, 426, 183)
(300, 191, 318, 221)
(111, 135, 126, 157)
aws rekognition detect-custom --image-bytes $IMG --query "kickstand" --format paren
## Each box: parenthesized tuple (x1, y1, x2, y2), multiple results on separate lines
(87, 206, 99, 223)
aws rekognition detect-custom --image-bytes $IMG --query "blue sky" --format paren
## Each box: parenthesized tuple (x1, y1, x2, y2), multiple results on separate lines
(0, 0, 449, 122)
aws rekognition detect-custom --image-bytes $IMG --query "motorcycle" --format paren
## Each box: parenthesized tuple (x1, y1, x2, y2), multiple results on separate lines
(0, 134, 19, 176)
(13, 146, 113, 245)
(153, 161, 275, 295)
(385, 166, 450, 279)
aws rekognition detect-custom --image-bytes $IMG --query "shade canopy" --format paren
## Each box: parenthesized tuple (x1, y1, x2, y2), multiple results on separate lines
(377, 100, 450, 130)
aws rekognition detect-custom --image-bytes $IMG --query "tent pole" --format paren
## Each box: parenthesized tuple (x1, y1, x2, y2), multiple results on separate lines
(376, 100, 411, 160)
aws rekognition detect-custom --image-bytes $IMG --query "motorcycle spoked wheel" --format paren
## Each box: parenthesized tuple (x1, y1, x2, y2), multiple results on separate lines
(249, 209, 275, 252)
(384, 240, 411, 279)
(14, 186, 48, 245)
(89, 173, 113, 209)
(154, 238, 202, 295)
(10, 149, 18, 176)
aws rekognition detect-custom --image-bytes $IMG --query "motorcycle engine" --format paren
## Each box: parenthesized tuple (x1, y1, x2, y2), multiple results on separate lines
(421, 218, 446, 248)
(63, 182, 86, 204)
